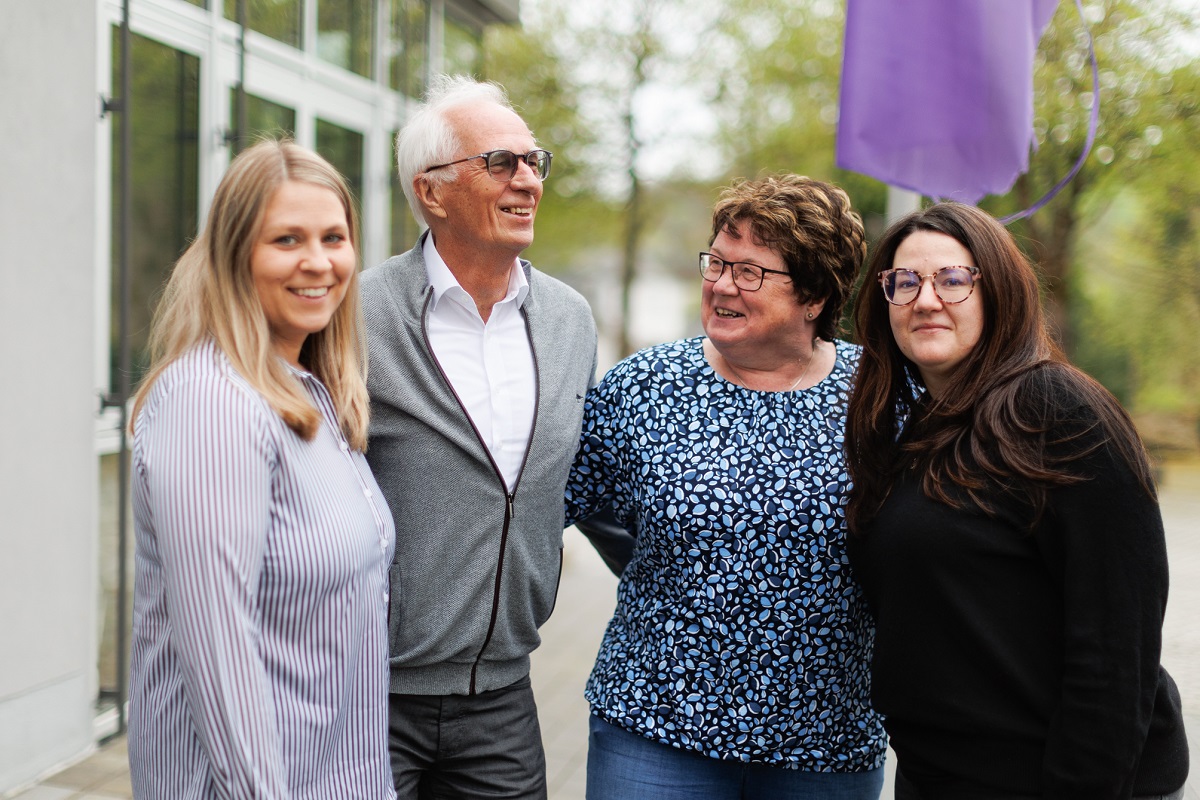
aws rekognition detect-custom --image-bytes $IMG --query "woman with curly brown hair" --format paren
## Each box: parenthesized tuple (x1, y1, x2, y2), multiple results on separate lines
(566, 175, 887, 799)
(845, 201, 1188, 799)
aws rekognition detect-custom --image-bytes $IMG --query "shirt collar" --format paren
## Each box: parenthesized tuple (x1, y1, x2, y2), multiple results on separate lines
(283, 359, 313, 379)
(423, 233, 529, 312)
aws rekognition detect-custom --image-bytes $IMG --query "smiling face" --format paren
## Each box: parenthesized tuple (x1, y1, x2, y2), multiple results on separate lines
(700, 221, 813, 365)
(887, 230, 984, 397)
(419, 101, 542, 269)
(251, 180, 355, 366)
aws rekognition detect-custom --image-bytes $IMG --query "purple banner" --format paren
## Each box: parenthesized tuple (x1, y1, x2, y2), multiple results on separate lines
(836, 0, 1058, 204)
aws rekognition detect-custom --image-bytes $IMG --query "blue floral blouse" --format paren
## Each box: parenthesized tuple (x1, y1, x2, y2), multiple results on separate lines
(565, 337, 886, 771)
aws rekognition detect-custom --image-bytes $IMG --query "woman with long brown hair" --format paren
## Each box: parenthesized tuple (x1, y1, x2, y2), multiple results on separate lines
(845, 201, 1188, 799)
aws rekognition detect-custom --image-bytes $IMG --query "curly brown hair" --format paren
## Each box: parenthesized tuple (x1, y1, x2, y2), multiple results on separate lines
(709, 174, 866, 341)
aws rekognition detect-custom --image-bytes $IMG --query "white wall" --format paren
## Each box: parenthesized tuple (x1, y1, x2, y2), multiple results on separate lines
(0, 1, 101, 792)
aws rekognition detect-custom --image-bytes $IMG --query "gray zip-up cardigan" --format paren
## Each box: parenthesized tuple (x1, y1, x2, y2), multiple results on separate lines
(361, 236, 597, 697)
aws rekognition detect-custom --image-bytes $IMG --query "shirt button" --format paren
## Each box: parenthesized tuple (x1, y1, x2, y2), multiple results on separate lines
(364, 488, 372, 498)
(339, 441, 349, 452)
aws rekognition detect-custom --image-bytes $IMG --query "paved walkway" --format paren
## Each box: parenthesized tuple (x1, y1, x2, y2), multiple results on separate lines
(12, 462, 1200, 800)
(1159, 461, 1200, 800)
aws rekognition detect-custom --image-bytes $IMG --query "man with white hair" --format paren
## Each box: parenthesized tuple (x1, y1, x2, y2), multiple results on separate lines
(361, 75, 597, 799)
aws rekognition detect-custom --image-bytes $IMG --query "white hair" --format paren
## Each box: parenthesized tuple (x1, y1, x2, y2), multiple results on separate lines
(395, 75, 515, 228)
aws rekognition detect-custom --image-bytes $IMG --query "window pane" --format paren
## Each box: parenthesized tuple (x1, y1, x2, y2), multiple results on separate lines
(390, 131, 420, 253)
(183, 0, 206, 6)
(98, 452, 134, 708)
(318, 0, 374, 78)
(224, 0, 302, 48)
(443, 15, 482, 78)
(228, 89, 297, 151)
(103, 30, 200, 697)
(110, 29, 200, 393)
(316, 118, 364, 220)
(389, 0, 428, 97)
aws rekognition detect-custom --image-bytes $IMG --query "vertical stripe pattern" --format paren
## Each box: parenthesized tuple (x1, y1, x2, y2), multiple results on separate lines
(128, 340, 396, 799)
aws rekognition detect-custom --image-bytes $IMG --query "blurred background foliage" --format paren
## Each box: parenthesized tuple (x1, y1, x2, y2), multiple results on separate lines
(482, 0, 1200, 456)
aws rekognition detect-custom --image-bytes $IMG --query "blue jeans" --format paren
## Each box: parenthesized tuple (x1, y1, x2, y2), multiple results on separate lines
(586, 715, 884, 800)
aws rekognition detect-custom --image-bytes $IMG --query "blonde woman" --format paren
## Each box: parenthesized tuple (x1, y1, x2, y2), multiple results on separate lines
(127, 140, 395, 799)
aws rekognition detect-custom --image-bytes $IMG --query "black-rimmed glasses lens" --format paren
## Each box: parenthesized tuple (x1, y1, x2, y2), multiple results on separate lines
(425, 149, 553, 182)
(699, 252, 790, 292)
(879, 266, 980, 305)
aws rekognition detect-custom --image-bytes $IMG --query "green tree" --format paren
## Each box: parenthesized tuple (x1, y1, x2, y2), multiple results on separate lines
(987, 1, 1198, 352)
(488, 0, 725, 356)
(1070, 56, 1200, 433)
(483, 9, 621, 278)
(705, 0, 887, 229)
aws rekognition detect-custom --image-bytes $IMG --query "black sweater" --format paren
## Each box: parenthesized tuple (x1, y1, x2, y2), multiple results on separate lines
(848, 407, 1189, 799)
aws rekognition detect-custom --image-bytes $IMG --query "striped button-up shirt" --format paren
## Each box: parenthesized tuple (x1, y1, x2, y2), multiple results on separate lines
(128, 341, 396, 799)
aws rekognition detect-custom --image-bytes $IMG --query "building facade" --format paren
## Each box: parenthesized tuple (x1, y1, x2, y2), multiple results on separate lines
(0, 0, 517, 793)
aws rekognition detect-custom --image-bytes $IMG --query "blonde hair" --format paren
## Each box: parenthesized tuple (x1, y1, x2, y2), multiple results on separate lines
(131, 139, 370, 450)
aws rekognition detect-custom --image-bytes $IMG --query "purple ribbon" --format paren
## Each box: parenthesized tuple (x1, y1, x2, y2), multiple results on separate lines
(999, 0, 1098, 224)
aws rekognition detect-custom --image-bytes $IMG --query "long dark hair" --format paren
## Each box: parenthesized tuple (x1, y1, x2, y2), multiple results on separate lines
(845, 202, 1154, 532)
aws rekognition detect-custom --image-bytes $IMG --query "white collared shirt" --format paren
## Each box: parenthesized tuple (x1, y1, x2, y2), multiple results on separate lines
(423, 234, 536, 491)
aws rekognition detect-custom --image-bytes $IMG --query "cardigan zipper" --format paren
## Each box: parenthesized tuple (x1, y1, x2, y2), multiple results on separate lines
(420, 293, 542, 694)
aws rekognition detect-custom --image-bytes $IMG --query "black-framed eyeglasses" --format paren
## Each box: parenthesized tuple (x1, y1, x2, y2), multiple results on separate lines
(424, 149, 553, 182)
(878, 265, 981, 306)
(699, 252, 791, 292)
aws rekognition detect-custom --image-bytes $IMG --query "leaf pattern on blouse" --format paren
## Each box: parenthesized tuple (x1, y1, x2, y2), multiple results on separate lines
(566, 337, 886, 770)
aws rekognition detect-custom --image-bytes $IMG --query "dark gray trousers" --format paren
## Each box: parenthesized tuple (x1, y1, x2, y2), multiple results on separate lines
(388, 676, 547, 800)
